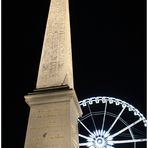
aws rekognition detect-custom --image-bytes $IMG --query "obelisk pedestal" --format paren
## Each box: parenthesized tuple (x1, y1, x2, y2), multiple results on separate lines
(24, 87, 82, 148)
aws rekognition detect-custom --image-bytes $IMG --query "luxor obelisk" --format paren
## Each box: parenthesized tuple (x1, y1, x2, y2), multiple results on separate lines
(24, 0, 82, 147)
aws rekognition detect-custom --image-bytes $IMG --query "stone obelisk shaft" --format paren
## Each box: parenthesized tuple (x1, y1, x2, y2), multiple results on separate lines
(36, 0, 73, 89)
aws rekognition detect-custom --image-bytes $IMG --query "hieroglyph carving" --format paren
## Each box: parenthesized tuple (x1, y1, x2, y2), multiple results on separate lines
(36, 0, 73, 88)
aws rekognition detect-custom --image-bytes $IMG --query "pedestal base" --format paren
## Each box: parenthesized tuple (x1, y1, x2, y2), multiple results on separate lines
(24, 87, 82, 148)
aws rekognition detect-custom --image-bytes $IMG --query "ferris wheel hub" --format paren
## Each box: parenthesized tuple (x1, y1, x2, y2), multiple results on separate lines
(95, 137, 105, 147)
(86, 130, 113, 148)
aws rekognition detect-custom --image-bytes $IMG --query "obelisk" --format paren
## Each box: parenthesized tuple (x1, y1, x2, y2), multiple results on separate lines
(24, 0, 82, 147)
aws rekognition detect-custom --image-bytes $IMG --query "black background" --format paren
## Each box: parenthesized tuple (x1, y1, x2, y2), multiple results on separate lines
(3, 0, 146, 147)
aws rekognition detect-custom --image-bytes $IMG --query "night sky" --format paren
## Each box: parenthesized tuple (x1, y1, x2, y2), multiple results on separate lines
(3, 0, 146, 147)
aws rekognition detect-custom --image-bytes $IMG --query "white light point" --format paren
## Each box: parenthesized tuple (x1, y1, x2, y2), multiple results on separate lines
(79, 130, 114, 148)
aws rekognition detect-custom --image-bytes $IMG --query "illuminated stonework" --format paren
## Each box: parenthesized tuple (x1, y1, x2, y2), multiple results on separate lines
(24, 0, 82, 147)
(25, 89, 82, 148)
(36, 0, 73, 89)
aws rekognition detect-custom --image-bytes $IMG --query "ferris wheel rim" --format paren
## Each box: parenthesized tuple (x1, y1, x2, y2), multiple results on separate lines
(78, 96, 147, 148)
(79, 96, 147, 126)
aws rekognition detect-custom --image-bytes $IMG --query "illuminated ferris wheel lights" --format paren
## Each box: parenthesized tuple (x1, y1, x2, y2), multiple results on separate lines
(128, 106, 132, 111)
(89, 134, 96, 139)
(102, 98, 107, 103)
(144, 120, 147, 127)
(86, 142, 94, 147)
(89, 146, 94, 148)
(89, 100, 93, 105)
(107, 141, 114, 146)
(95, 130, 99, 136)
(106, 146, 115, 148)
(139, 115, 144, 121)
(104, 131, 110, 138)
(134, 109, 139, 116)
(90, 146, 95, 148)
(95, 97, 100, 104)
(108, 98, 114, 104)
(92, 130, 102, 137)
(107, 136, 113, 141)
(79, 130, 114, 148)
(115, 101, 120, 105)
(81, 100, 87, 106)
(79, 96, 147, 147)
(98, 130, 105, 137)
(121, 103, 126, 108)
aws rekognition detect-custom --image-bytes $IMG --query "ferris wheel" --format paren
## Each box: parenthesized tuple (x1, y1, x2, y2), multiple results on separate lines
(78, 96, 147, 148)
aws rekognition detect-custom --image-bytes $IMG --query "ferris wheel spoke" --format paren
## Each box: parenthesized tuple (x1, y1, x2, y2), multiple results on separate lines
(78, 119, 95, 136)
(88, 103, 97, 131)
(101, 101, 108, 131)
(79, 142, 93, 147)
(109, 118, 142, 138)
(79, 134, 93, 141)
(109, 138, 147, 144)
(107, 106, 126, 133)
(106, 146, 115, 148)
